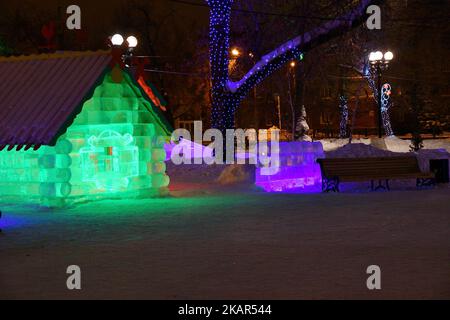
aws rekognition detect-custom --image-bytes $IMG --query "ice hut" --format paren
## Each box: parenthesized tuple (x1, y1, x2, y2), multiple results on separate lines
(0, 51, 172, 206)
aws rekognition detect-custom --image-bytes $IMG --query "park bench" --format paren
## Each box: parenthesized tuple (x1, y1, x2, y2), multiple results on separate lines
(317, 156, 436, 192)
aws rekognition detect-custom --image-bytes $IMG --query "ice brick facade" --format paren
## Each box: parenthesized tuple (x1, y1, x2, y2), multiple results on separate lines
(256, 142, 325, 192)
(0, 68, 170, 206)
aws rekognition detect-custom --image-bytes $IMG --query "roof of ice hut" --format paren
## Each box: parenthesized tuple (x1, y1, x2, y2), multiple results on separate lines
(0, 51, 172, 151)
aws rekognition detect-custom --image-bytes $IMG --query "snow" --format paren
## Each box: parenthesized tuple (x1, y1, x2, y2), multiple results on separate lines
(1, 186, 449, 299)
(321, 136, 450, 154)
(165, 139, 214, 162)
(321, 138, 372, 152)
(322, 138, 450, 179)
(216, 165, 256, 185)
(325, 143, 405, 158)
(423, 138, 450, 153)
(1, 137, 449, 299)
(384, 136, 412, 153)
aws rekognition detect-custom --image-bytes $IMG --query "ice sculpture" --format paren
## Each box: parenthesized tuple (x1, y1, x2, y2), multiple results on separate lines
(255, 141, 325, 192)
(0, 69, 170, 206)
(80, 131, 139, 191)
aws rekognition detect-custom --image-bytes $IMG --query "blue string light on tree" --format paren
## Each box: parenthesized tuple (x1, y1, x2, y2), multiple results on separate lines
(339, 95, 349, 138)
(381, 83, 394, 136)
(366, 66, 394, 136)
(206, 0, 304, 131)
(206, 0, 374, 132)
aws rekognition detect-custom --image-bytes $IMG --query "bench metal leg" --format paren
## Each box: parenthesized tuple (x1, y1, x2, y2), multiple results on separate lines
(371, 180, 390, 191)
(322, 177, 340, 193)
(417, 178, 436, 188)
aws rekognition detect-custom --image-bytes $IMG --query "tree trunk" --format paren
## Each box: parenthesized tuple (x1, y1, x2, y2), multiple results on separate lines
(206, 0, 383, 132)
(367, 75, 395, 137)
(211, 92, 238, 130)
(207, 0, 234, 131)
(382, 106, 394, 136)
(339, 95, 349, 138)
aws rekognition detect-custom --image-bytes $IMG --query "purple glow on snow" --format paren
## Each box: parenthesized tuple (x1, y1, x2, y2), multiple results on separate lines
(0, 214, 35, 230)
(165, 139, 214, 162)
(255, 142, 325, 193)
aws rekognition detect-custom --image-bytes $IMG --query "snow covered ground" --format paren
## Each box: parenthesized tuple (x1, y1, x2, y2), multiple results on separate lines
(321, 136, 450, 153)
(0, 137, 449, 300)
(1, 185, 450, 300)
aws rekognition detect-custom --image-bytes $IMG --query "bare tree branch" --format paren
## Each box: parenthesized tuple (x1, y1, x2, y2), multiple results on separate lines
(229, 0, 383, 99)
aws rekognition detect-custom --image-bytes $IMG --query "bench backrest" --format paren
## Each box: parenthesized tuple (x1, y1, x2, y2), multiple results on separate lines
(317, 156, 421, 178)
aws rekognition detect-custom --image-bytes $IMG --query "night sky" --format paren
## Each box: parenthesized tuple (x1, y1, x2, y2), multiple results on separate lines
(3, 0, 208, 49)
(1, 0, 449, 133)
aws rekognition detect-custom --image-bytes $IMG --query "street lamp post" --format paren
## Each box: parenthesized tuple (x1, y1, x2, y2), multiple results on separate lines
(369, 51, 394, 138)
(288, 61, 297, 141)
(109, 34, 140, 69)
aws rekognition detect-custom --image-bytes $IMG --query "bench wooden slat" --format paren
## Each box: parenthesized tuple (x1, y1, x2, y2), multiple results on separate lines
(317, 156, 435, 192)
(339, 173, 433, 182)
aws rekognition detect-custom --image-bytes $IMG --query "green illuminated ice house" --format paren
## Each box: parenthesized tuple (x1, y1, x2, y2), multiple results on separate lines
(0, 51, 172, 206)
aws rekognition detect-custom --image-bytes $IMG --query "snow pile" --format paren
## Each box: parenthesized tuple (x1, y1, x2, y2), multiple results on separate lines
(384, 136, 412, 153)
(321, 136, 450, 154)
(325, 143, 410, 159)
(164, 140, 214, 162)
(423, 139, 450, 153)
(321, 138, 371, 152)
(166, 163, 224, 184)
(324, 142, 450, 182)
(417, 149, 450, 173)
(166, 162, 256, 186)
(217, 165, 256, 185)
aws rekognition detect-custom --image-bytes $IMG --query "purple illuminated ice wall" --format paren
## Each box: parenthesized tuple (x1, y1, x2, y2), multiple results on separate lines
(256, 142, 325, 192)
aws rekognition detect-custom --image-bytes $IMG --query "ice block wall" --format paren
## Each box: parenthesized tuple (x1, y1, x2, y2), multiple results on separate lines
(255, 141, 325, 192)
(65, 71, 170, 199)
(0, 69, 170, 206)
(0, 139, 72, 206)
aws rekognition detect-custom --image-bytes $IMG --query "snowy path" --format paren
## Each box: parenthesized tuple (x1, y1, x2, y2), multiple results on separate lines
(1, 187, 449, 299)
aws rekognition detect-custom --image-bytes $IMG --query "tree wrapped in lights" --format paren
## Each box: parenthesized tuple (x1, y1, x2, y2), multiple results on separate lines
(380, 83, 394, 137)
(339, 95, 349, 138)
(205, 0, 383, 131)
(365, 67, 394, 136)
